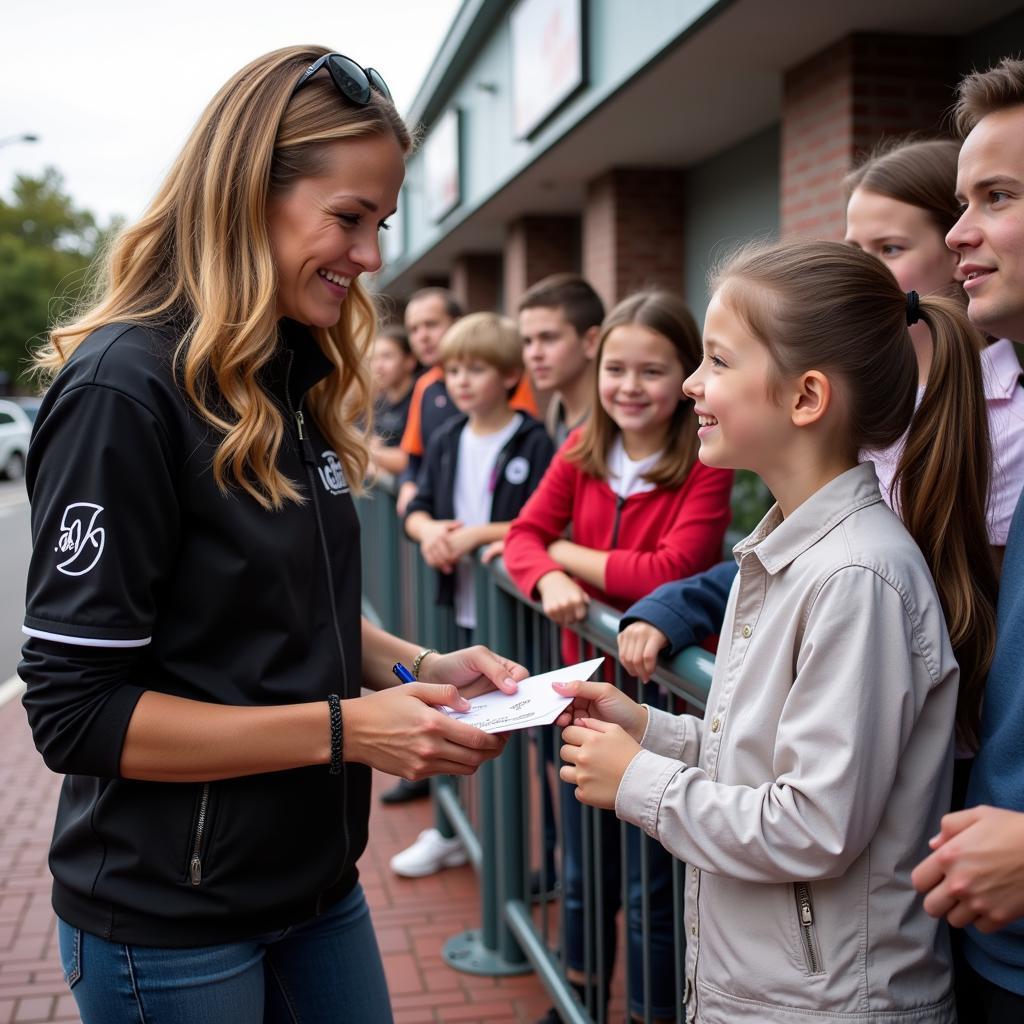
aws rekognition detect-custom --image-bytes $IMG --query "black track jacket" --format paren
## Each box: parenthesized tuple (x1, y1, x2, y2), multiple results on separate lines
(19, 318, 369, 947)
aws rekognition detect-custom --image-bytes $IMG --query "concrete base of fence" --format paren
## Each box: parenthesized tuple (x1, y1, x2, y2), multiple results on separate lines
(442, 929, 534, 977)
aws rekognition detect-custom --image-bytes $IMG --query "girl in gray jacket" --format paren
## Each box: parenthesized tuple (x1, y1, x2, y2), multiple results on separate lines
(555, 238, 997, 1023)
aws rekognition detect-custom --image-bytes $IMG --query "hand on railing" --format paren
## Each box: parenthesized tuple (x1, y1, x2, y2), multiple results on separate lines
(419, 519, 463, 573)
(618, 621, 670, 683)
(396, 480, 418, 517)
(536, 570, 590, 625)
(480, 538, 504, 564)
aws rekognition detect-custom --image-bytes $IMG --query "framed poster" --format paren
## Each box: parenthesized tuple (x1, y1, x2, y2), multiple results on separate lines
(511, 0, 585, 139)
(424, 108, 461, 223)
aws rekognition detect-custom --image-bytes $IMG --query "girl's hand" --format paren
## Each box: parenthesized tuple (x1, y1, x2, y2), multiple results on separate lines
(480, 539, 505, 564)
(417, 645, 527, 700)
(420, 519, 462, 572)
(344, 685, 506, 779)
(618, 621, 669, 683)
(537, 570, 589, 625)
(560, 719, 641, 809)
(551, 680, 648, 739)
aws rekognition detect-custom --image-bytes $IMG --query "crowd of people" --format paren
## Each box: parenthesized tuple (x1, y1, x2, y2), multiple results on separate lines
(16, 40, 1024, 1024)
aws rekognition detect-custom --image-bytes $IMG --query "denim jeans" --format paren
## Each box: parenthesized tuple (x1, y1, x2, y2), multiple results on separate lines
(58, 883, 392, 1024)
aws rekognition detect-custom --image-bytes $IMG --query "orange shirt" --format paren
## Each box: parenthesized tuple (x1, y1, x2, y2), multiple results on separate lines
(400, 368, 538, 457)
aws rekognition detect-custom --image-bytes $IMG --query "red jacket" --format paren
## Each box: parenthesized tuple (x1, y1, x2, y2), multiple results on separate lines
(504, 433, 733, 628)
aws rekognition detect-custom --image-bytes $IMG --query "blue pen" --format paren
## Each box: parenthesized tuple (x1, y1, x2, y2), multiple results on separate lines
(392, 662, 458, 715)
(392, 662, 416, 684)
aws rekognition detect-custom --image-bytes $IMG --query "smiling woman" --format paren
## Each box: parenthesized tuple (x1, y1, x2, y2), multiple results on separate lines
(19, 45, 526, 1024)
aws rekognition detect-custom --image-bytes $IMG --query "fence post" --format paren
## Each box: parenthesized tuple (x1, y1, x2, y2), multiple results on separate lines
(442, 561, 531, 976)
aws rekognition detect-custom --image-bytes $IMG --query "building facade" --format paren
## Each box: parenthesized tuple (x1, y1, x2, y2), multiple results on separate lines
(375, 0, 1024, 323)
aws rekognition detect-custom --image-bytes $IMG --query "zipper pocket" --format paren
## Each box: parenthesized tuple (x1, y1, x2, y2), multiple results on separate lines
(189, 783, 211, 886)
(794, 882, 826, 975)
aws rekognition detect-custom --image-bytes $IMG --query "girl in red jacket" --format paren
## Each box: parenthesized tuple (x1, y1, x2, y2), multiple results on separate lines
(504, 290, 732, 1024)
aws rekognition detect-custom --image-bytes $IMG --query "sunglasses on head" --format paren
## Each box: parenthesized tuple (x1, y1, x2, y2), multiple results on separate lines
(292, 53, 391, 105)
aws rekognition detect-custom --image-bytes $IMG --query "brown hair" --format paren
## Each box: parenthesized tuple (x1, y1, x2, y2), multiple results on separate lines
(440, 312, 523, 376)
(376, 322, 413, 357)
(566, 290, 701, 489)
(407, 287, 463, 321)
(35, 45, 411, 510)
(517, 273, 606, 336)
(955, 56, 1024, 136)
(845, 137, 962, 237)
(716, 239, 997, 749)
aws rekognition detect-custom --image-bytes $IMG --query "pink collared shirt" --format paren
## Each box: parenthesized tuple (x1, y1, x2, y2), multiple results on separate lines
(861, 339, 1024, 545)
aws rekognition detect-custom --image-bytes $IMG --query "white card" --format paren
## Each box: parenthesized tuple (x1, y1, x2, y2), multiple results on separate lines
(445, 657, 606, 734)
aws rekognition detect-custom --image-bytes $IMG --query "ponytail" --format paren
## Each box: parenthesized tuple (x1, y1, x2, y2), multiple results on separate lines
(894, 295, 997, 750)
(716, 239, 997, 750)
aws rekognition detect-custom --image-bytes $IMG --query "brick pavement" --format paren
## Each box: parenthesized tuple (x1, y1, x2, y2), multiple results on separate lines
(0, 692, 557, 1024)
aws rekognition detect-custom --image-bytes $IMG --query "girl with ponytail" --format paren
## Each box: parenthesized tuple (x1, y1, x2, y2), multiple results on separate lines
(553, 239, 991, 1023)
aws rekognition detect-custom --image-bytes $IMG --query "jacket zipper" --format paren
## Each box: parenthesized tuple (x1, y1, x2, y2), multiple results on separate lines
(794, 882, 825, 975)
(189, 783, 210, 886)
(610, 495, 626, 547)
(283, 352, 351, 904)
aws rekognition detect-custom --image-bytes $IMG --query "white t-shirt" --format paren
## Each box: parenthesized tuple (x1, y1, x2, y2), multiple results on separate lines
(452, 415, 522, 629)
(606, 436, 661, 499)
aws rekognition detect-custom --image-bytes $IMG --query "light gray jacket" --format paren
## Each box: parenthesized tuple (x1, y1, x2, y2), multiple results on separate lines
(617, 464, 957, 1023)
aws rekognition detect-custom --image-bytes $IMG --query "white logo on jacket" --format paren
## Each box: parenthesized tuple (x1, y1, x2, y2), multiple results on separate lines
(505, 456, 530, 485)
(317, 451, 349, 495)
(55, 503, 105, 576)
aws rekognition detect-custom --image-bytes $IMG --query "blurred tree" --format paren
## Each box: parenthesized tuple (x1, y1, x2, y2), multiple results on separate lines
(0, 168, 116, 389)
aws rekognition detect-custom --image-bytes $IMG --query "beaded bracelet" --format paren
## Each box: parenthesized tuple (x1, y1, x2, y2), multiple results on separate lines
(327, 694, 343, 775)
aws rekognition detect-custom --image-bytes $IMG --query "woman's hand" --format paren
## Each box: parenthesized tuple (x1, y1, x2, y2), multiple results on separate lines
(537, 570, 589, 625)
(418, 645, 527, 700)
(560, 719, 641, 810)
(551, 679, 648, 739)
(344, 684, 506, 779)
(618, 621, 670, 683)
(420, 519, 462, 572)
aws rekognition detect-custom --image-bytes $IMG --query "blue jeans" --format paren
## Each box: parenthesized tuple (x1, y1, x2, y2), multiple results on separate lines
(58, 883, 392, 1024)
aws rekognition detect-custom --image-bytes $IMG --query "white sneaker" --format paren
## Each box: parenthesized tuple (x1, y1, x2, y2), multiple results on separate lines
(389, 828, 468, 877)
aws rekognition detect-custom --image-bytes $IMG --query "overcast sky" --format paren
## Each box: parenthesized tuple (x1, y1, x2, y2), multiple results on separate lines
(1, 0, 460, 224)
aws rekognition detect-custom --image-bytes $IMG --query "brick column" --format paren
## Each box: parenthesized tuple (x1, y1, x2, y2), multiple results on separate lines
(502, 216, 580, 314)
(450, 252, 503, 314)
(781, 34, 956, 239)
(582, 168, 685, 310)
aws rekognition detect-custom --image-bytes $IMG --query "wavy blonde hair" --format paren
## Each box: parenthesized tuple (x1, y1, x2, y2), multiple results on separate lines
(34, 45, 411, 509)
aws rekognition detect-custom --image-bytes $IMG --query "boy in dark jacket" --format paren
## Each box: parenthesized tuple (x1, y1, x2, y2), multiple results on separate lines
(405, 312, 553, 633)
(392, 312, 553, 878)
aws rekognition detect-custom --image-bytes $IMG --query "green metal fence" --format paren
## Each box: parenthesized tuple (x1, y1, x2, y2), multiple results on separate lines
(357, 477, 715, 1024)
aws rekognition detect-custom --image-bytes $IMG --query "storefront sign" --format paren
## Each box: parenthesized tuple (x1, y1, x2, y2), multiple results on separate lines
(511, 0, 585, 139)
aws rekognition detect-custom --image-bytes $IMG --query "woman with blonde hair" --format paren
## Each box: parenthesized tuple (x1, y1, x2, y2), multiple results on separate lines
(19, 46, 524, 1023)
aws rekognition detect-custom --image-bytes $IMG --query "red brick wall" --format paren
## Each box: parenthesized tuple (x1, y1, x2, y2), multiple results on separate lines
(781, 34, 956, 239)
(451, 252, 503, 314)
(502, 216, 580, 314)
(582, 168, 685, 309)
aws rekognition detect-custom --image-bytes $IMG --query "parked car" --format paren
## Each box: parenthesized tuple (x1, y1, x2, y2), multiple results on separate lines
(12, 396, 43, 425)
(0, 399, 32, 481)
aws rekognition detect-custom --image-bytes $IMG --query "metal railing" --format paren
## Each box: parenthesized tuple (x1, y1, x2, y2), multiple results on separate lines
(357, 476, 715, 1024)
